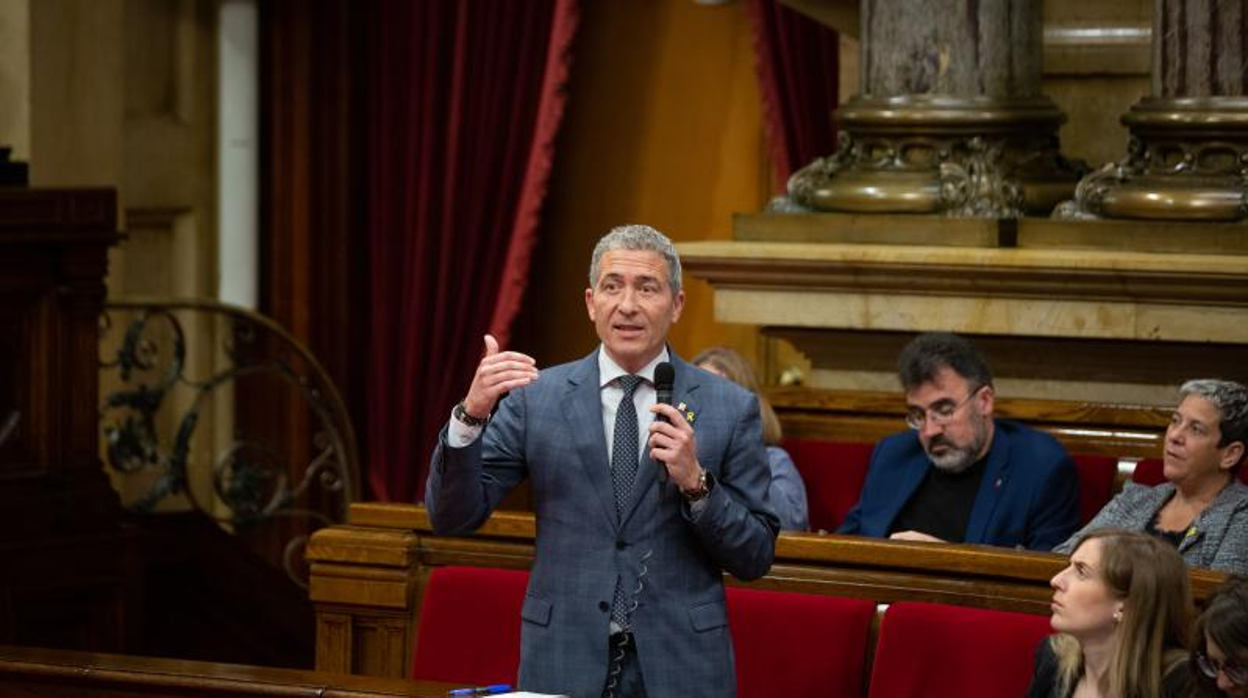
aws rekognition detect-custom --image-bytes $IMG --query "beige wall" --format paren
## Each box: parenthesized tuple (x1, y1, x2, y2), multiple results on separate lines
(29, 0, 125, 189)
(0, 0, 30, 160)
(513, 0, 772, 370)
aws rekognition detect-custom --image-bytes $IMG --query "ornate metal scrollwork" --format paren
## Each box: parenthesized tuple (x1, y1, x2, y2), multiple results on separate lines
(774, 96, 1082, 217)
(1057, 98, 1248, 221)
(99, 298, 359, 588)
(1052, 137, 1142, 220)
(938, 137, 1025, 218)
(778, 132, 859, 213)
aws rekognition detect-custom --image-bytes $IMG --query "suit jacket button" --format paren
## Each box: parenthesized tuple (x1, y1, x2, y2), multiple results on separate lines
(615, 540, 626, 550)
(598, 601, 609, 612)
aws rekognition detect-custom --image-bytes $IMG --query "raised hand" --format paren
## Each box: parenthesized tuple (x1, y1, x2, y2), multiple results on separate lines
(462, 334, 539, 419)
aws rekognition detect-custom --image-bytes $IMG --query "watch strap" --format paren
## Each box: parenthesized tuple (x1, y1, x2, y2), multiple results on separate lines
(682, 468, 712, 502)
(453, 401, 490, 427)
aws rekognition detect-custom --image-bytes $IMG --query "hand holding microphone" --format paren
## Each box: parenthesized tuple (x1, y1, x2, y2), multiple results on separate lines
(649, 362, 702, 493)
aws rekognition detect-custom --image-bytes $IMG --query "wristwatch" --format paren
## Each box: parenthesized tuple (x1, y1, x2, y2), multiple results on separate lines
(682, 468, 713, 502)
(453, 401, 490, 427)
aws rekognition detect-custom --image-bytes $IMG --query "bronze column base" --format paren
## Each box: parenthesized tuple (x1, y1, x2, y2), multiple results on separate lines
(783, 95, 1085, 218)
(1056, 97, 1248, 221)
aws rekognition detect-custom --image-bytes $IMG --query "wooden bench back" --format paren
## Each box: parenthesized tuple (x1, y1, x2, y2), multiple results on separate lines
(769, 386, 1169, 459)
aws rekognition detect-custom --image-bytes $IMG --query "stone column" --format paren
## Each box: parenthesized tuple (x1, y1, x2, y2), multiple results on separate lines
(1057, 0, 1248, 220)
(787, 0, 1083, 218)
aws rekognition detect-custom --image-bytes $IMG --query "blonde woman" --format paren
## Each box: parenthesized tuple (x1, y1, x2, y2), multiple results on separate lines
(692, 347, 808, 531)
(1028, 529, 1193, 698)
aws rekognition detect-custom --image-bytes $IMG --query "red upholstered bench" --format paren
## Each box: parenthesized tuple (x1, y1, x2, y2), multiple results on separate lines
(868, 602, 1053, 698)
(1131, 457, 1166, 486)
(726, 586, 875, 698)
(1070, 454, 1117, 525)
(410, 566, 529, 686)
(783, 439, 874, 532)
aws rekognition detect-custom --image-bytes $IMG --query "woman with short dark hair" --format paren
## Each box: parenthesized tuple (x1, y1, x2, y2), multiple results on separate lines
(1056, 379, 1248, 574)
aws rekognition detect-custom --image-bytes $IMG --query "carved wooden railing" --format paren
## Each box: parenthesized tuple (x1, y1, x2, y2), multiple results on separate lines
(307, 503, 1226, 680)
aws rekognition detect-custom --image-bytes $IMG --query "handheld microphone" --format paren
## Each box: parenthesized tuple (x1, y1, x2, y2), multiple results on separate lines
(653, 362, 674, 483)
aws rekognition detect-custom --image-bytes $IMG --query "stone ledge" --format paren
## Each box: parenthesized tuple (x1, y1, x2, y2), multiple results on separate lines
(679, 239, 1248, 343)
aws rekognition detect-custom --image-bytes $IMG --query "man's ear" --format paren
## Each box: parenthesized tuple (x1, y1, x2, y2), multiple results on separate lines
(669, 289, 685, 323)
(585, 287, 596, 322)
(978, 384, 996, 418)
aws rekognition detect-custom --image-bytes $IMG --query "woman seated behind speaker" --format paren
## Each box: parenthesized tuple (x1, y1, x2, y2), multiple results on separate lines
(1191, 575, 1248, 697)
(1055, 379, 1248, 575)
(692, 347, 809, 531)
(1028, 529, 1193, 698)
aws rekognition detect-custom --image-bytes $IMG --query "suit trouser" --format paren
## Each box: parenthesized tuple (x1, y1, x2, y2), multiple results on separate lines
(602, 632, 647, 698)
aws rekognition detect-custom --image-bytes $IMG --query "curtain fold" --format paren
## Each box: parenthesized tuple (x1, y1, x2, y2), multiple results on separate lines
(260, 0, 368, 496)
(743, 0, 841, 187)
(367, 0, 579, 503)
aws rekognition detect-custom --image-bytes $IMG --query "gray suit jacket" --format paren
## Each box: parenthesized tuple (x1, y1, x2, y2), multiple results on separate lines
(426, 350, 779, 698)
(1054, 479, 1248, 574)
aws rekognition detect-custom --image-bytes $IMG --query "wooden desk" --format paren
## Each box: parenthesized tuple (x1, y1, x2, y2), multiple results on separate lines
(307, 503, 1227, 678)
(0, 644, 459, 697)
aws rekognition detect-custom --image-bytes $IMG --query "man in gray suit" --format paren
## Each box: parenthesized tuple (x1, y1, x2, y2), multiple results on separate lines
(427, 224, 778, 698)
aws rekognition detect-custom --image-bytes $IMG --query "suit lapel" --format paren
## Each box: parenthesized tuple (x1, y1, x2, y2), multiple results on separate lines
(965, 421, 1009, 544)
(565, 352, 617, 528)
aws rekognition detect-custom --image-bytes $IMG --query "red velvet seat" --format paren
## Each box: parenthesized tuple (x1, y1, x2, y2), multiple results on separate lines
(1070, 454, 1117, 524)
(727, 586, 875, 698)
(783, 439, 874, 532)
(1131, 457, 1166, 486)
(868, 602, 1053, 698)
(410, 566, 529, 685)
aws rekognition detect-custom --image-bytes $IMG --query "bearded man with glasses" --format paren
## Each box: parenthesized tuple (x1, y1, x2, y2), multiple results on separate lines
(838, 332, 1080, 551)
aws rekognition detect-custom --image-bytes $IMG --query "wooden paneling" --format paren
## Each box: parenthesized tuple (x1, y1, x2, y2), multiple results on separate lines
(769, 385, 1169, 458)
(0, 188, 129, 651)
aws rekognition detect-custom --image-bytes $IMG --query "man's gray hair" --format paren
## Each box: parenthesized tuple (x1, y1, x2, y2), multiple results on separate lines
(588, 224, 682, 295)
(1180, 378, 1248, 448)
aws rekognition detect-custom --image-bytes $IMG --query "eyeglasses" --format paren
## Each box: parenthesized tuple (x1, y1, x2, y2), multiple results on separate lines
(1197, 651, 1248, 686)
(905, 385, 984, 430)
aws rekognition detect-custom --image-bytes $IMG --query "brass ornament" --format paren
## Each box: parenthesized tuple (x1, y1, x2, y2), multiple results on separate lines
(1055, 97, 1248, 221)
(781, 95, 1085, 218)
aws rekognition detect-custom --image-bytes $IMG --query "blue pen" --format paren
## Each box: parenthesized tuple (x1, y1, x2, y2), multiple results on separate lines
(448, 684, 511, 696)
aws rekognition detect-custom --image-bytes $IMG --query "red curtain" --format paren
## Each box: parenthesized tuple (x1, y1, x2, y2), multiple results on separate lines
(367, 0, 579, 503)
(743, 0, 841, 187)
(261, 0, 369, 491)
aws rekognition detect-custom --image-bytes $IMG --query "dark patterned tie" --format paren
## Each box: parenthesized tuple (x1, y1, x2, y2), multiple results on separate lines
(610, 374, 643, 631)
(611, 375, 643, 519)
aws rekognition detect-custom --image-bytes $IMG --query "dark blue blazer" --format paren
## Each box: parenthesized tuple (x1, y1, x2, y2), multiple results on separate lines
(838, 420, 1079, 551)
